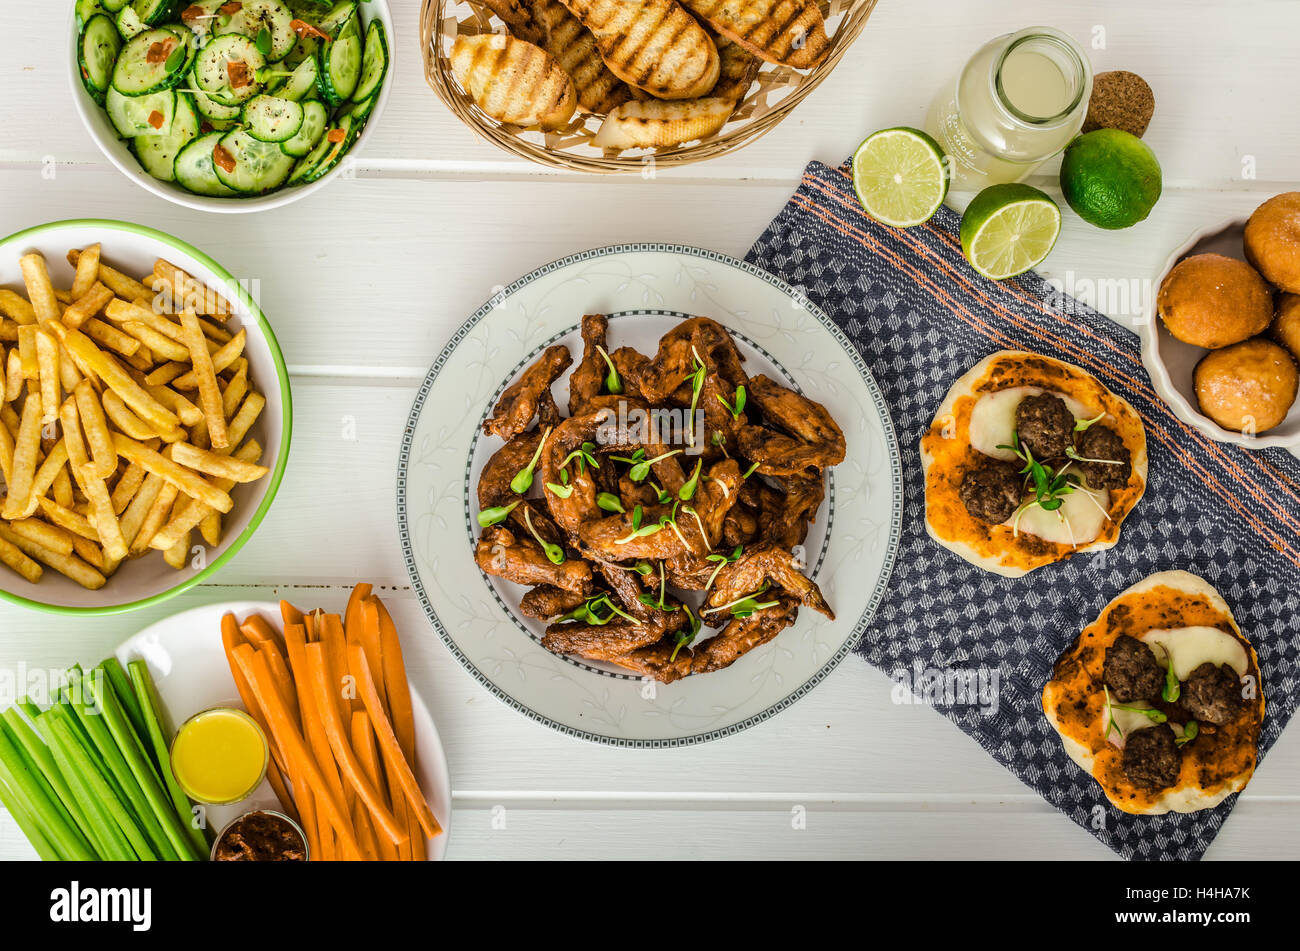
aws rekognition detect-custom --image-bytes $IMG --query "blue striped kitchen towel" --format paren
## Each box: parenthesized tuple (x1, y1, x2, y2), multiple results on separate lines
(746, 159, 1300, 860)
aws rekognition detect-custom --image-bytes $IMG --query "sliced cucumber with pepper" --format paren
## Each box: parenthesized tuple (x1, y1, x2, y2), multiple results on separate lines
(194, 33, 266, 105)
(114, 3, 146, 38)
(288, 111, 350, 184)
(106, 86, 176, 137)
(279, 98, 327, 156)
(350, 18, 388, 103)
(78, 15, 122, 105)
(175, 130, 238, 196)
(132, 0, 178, 26)
(313, 1, 357, 35)
(242, 95, 304, 142)
(76, 0, 109, 31)
(102, 0, 129, 12)
(214, 0, 297, 62)
(317, 9, 361, 105)
(269, 55, 318, 101)
(133, 91, 199, 181)
(111, 27, 191, 96)
(212, 129, 296, 193)
(190, 76, 243, 121)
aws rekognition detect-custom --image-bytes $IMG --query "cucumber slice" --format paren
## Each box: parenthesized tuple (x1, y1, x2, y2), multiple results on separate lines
(314, 2, 356, 35)
(190, 79, 242, 121)
(317, 11, 360, 105)
(133, 91, 199, 181)
(194, 33, 266, 105)
(242, 95, 304, 142)
(176, 0, 224, 41)
(287, 111, 346, 184)
(111, 27, 190, 96)
(78, 15, 121, 104)
(350, 18, 387, 103)
(301, 112, 352, 183)
(132, 0, 177, 25)
(215, 0, 297, 62)
(274, 55, 318, 101)
(76, 0, 109, 31)
(105, 86, 176, 137)
(212, 129, 296, 193)
(114, 3, 146, 39)
(175, 131, 237, 196)
(346, 89, 376, 124)
(280, 98, 326, 156)
(102, 0, 128, 12)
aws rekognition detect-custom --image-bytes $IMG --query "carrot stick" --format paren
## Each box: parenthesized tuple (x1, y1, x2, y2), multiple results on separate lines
(220, 614, 289, 777)
(240, 614, 285, 652)
(356, 598, 387, 709)
(234, 645, 360, 859)
(344, 582, 372, 644)
(280, 599, 304, 628)
(348, 644, 440, 840)
(371, 597, 416, 761)
(351, 710, 398, 861)
(282, 622, 351, 819)
(264, 757, 299, 826)
(296, 783, 320, 860)
(303, 642, 407, 848)
(362, 597, 415, 859)
(319, 613, 358, 718)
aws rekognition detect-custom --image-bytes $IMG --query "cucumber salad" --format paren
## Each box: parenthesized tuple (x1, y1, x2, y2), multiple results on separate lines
(75, 0, 388, 197)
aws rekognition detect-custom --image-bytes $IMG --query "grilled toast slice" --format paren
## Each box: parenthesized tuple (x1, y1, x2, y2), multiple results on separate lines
(558, 0, 720, 100)
(592, 96, 733, 149)
(475, 0, 546, 44)
(709, 33, 761, 103)
(526, 0, 631, 114)
(680, 0, 829, 69)
(450, 35, 577, 131)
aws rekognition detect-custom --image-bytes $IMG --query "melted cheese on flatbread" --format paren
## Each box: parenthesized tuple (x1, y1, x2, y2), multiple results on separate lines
(1042, 571, 1264, 815)
(1140, 627, 1249, 680)
(968, 386, 1092, 462)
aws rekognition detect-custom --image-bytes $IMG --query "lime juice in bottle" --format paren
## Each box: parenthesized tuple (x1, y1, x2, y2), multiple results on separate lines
(927, 27, 1092, 191)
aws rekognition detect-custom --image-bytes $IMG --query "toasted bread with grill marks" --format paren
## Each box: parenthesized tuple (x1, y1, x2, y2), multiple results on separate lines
(558, 0, 720, 100)
(592, 96, 733, 150)
(526, 0, 631, 114)
(680, 0, 829, 69)
(475, 0, 546, 43)
(708, 33, 760, 103)
(451, 35, 577, 131)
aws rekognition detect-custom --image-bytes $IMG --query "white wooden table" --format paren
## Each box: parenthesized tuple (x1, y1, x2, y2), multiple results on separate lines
(2, 0, 1298, 860)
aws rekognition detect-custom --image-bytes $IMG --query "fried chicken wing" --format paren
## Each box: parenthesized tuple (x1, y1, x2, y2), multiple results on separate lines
(478, 430, 566, 545)
(704, 541, 834, 619)
(475, 526, 592, 594)
(483, 344, 573, 440)
(568, 314, 611, 415)
(519, 584, 589, 619)
(689, 597, 799, 675)
(738, 374, 846, 476)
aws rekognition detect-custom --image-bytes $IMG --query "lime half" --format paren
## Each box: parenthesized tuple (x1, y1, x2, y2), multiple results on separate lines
(959, 183, 1061, 280)
(852, 127, 949, 228)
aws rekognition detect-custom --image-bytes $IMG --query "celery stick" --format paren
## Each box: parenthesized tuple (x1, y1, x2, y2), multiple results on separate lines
(0, 709, 93, 842)
(0, 722, 95, 861)
(84, 673, 195, 861)
(98, 659, 149, 747)
(41, 711, 144, 861)
(0, 717, 92, 859)
(62, 671, 170, 860)
(127, 660, 209, 855)
(0, 773, 60, 861)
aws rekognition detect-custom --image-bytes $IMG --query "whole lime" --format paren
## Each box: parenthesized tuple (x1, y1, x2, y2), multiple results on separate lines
(1059, 129, 1162, 230)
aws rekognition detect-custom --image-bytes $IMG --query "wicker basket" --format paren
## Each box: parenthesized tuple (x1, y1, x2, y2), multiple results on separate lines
(421, 0, 879, 173)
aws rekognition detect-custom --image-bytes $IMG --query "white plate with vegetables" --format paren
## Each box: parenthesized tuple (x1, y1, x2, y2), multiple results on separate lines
(70, 0, 393, 212)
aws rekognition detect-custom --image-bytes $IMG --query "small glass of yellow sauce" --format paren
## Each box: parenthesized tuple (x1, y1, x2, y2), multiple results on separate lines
(170, 707, 269, 805)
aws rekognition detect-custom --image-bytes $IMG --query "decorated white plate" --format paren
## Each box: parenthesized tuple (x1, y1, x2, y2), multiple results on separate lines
(116, 600, 452, 859)
(398, 245, 901, 747)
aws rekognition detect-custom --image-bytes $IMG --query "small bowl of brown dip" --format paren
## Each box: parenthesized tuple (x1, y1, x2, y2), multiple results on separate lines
(212, 810, 309, 863)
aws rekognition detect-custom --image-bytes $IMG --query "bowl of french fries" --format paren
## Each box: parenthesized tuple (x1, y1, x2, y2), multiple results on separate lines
(421, 0, 879, 172)
(0, 220, 290, 615)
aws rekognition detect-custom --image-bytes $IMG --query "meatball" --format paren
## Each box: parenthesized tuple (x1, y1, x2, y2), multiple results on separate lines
(1103, 634, 1165, 702)
(1016, 393, 1075, 459)
(959, 461, 1023, 523)
(1122, 726, 1181, 791)
(1075, 424, 1133, 490)
(1181, 662, 1242, 726)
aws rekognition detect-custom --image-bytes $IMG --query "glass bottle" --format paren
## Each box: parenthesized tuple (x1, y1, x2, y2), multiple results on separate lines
(926, 27, 1093, 191)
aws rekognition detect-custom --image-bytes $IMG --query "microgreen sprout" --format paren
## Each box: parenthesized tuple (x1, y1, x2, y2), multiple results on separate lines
(596, 345, 623, 395)
(703, 582, 777, 619)
(1074, 411, 1106, 432)
(615, 505, 663, 545)
(638, 561, 679, 613)
(559, 442, 600, 476)
(524, 507, 564, 565)
(477, 499, 520, 528)
(679, 460, 702, 501)
(511, 426, 551, 494)
(596, 492, 625, 514)
(703, 545, 743, 592)
(716, 384, 746, 421)
(669, 606, 702, 662)
(741, 461, 760, 480)
(1175, 721, 1199, 748)
(1162, 655, 1180, 704)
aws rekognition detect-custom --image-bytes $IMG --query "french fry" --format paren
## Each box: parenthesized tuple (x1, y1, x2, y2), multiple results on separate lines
(179, 311, 226, 450)
(67, 249, 151, 303)
(73, 380, 117, 479)
(174, 330, 246, 388)
(226, 391, 264, 449)
(82, 318, 142, 358)
(143, 381, 202, 428)
(112, 433, 232, 513)
(162, 530, 189, 570)
(199, 317, 233, 344)
(57, 342, 82, 394)
(51, 464, 74, 508)
(149, 440, 260, 552)
(57, 397, 91, 495)
(19, 253, 60, 325)
(0, 319, 18, 343)
(144, 362, 185, 387)
(2, 392, 41, 520)
(69, 244, 102, 301)
(0, 289, 37, 325)
(17, 326, 39, 380)
(123, 321, 189, 362)
(0, 415, 12, 487)
(37, 497, 99, 542)
(71, 535, 105, 571)
(35, 329, 60, 425)
(0, 531, 42, 584)
(220, 364, 248, 420)
(3, 351, 20, 402)
(102, 389, 184, 442)
(171, 442, 269, 482)
(54, 324, 178, 434)
(8, 518, 75, 557)
(199, 511, 222, 548)
(153, 258, 234, 319)
(62, 283, 114, 331)
(0, 524, 104, 590)
(79, 464, 128, 561)
(110, 462, 146, 515)
(123, 473, 170, 555)
(27, 440, 70, 517)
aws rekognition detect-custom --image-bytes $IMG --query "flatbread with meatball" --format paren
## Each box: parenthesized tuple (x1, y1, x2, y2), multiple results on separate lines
(921, 351, 1147, 577)
(1042, 571, 1264, 815)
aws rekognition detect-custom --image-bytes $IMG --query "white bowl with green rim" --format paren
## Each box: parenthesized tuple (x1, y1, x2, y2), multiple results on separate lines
(68, 1, 394, 214)
(0, 219, 292, 615)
